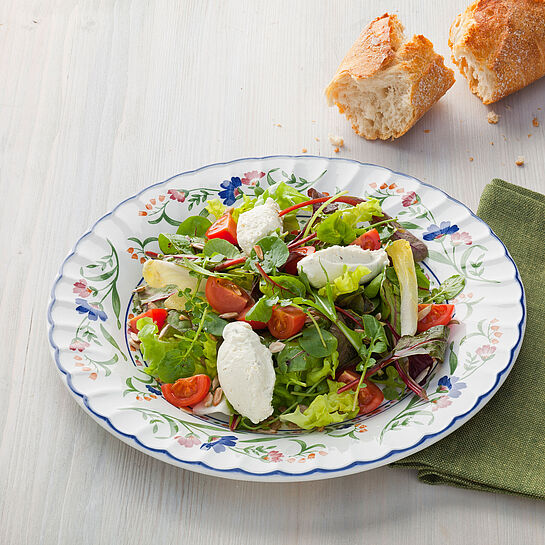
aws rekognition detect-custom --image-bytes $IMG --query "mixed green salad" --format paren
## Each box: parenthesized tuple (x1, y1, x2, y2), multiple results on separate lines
(128, 182, 464, 431)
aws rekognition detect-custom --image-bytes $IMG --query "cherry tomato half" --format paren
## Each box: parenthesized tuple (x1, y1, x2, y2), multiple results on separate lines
(337, 370, 385, 415)
(129, 308, 168, 333)
(417, 304, 455, 333)
(282, 246, 316, 275)
(161, 374, 211, 408)
(205, 276, 250, 314)
(267, 305, 306, 339)
(237, 306, 267, 330)
(351, 228, 381, 251)
(205, 212, 238, 245)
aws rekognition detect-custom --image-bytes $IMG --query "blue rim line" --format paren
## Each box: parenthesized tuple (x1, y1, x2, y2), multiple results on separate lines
(47, 155, 526, 479)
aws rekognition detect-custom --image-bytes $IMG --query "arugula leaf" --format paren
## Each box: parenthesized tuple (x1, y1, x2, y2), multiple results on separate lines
(316, 199, 383, 244)
(202, 312, 228, 335)
(371, 366, 404, 400)
(298, 326, 338, 358)
(245, 295, 279, 322)
(158, 233, 196, 255)
(318, 264, 370, 299)
(259, 275, 306, 298)
(248, 235, 289, 274)
(176, 216, 212, 237)
(160, 350, 196, 379)
(355, 315, 388, 374)
(203, 238, 240, 258)
(423, 274, 466, 304)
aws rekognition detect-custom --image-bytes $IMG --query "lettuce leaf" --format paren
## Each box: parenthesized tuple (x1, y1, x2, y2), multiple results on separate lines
(280, 380, 358, 429)
(316, 199, 383, 245)
(318, 264, 370, 299)
(205, 198, 228, 220)
(256, 181, 308, 210)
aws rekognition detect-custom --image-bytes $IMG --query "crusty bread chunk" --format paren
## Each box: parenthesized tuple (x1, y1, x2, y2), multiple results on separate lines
(325, 14, 455, 140)
(449, 0, 545, 104)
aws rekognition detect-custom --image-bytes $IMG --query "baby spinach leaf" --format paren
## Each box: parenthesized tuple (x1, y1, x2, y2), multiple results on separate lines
(176, 216, 212, 237)
(203, 238, 240, 258)
(298, 327, 338, 358)
(160, 349, 196, 381)
(276, 344, 319, 373)
(158, 233, 194, 255)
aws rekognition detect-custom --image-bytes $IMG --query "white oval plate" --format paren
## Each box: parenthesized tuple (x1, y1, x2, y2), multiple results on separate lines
(48, 156, 525, 482)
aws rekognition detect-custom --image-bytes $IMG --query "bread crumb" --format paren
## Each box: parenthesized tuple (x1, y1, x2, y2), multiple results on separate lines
(315, 137, 320, 142)
(275, 123, 283, 128)
(328, 134, 344, 147)
(487, 111, 499, 124)
(515, 156, 525, 166)
(469, 157, 474, 162)
(301, 148, 307, 153)
(532, 117, 539, 127)
(505, 105, 512, 111)
(490, 142, 494, 146)
(334, 147, 340, 153)
(423, 129, 431, 133)
(528, 134, 532, 138)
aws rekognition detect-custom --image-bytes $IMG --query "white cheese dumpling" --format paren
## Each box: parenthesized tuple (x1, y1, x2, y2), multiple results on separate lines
(217, 322, 276, 424)
(236, 198, 282, 255)
(298, 245, 389, 288)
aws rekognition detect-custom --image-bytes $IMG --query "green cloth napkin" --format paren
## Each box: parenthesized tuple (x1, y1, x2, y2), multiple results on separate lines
(391, 179, 545, 499)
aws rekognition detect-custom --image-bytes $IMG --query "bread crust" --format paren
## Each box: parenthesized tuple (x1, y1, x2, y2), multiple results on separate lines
(325, 14, 454, 140)
(449, 0, 545, 104)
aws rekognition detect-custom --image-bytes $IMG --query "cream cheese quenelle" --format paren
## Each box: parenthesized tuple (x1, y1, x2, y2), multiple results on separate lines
(297, 245, 389, 288)
(236, 198, 283, 255)
(216, 322, 276, 424)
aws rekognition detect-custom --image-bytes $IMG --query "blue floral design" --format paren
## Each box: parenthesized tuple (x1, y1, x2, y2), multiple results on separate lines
(146, 385, 162, 396)
(423, 221, 459, 241)
(75, 298, 107, 321)
(438, 375, 466, 398)
(200, 435, 238, 453)
(218, 177, 242, 205)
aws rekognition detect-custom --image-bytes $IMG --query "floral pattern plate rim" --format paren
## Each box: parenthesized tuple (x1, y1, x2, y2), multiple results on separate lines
(47, 156, 525, 482)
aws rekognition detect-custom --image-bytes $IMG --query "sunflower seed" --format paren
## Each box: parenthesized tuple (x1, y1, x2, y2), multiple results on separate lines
(269, 341, 286, 354)
(203, 393, 213, 407)
(219, 312, 239, 319)
(253, 245, 264, 260)
(212, 388, 223, 406)
(212, 376, 219, 389)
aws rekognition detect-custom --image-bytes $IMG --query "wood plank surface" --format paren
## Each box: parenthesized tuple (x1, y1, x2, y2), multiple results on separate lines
(1, 1, 544, 544)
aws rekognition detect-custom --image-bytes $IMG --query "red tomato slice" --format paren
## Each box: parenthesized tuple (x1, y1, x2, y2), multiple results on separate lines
(337, 370, 384, 415)
(205, 212, 238, 245)
(161, 374, 211, 408)
(282, 246, 316, 275)
(237, 306, 267, 330)
(129, 308, 168, 333)
(357, 382, 384, 415)
(351, 228, 381, 251)
(205, 277, 250, 314)
(417, 304, 455, 332)
(267, 306, 306, 339)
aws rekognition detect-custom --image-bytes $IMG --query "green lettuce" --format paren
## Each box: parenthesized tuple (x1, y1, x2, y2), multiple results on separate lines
(316, 199, 383, 245)
(280, 380, 358, 429)
(318, 264, 370, 299)
(205, 198, 228, 220)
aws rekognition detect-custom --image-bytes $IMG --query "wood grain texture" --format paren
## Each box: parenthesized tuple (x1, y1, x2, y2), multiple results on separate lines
(1, 1, 544, 544)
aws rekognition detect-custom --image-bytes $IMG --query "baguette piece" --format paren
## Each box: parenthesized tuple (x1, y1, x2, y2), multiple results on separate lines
(449, 0, 545, 104)
(325, 14, 455, 140)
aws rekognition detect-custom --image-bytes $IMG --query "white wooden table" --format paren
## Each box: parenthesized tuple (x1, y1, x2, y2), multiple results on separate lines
(2, 1, 545, 543)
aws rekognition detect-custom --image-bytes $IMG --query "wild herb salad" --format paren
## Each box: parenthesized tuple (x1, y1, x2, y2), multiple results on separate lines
(128, 182, 464, 431)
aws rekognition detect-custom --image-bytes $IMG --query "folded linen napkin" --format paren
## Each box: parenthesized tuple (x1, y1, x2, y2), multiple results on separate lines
(391, 179, 545, 499)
